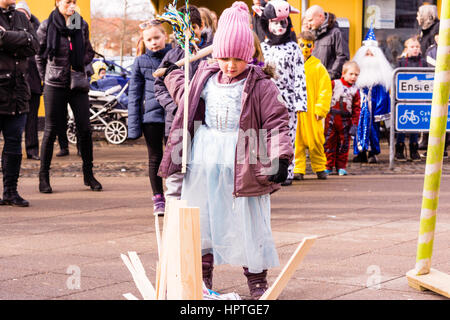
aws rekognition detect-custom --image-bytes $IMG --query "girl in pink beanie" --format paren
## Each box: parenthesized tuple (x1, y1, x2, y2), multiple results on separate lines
(158, 1, 294, 299)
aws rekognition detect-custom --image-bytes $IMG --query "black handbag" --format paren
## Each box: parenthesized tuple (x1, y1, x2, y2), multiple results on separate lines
(70, 70, 90, 92)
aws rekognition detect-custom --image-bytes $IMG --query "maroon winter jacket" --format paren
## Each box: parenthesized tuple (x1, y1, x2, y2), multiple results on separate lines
(158, 61, 294, 197)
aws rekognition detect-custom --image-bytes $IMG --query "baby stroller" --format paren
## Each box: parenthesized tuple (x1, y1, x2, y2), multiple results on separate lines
(67, 82, 129, 145)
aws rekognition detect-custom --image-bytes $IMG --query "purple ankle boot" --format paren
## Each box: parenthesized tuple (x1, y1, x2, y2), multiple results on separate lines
(152, 194, 165, 216)
(243, 267, 268, 300)
(202, 253, 214, 290)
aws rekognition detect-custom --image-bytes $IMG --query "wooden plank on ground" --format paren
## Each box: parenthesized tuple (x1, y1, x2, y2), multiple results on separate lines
(120, 252, 155, 300)
(260, 236, 317, 300)
(406, 268, 450, 298)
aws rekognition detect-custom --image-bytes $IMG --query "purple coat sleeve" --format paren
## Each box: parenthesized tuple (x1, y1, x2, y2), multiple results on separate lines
(258, 79, 294, 162)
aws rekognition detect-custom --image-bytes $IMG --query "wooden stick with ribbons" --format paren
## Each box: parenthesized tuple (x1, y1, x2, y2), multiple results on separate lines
(152, 45, 213, 78)
(155, 0, 206, 172)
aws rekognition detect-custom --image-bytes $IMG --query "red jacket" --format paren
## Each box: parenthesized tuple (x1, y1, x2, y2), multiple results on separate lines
(330, 78, 361, 126)
(158, 61, 293, 197)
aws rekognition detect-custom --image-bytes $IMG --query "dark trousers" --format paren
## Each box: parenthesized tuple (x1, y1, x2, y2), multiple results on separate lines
(1, 113, 27, 155)
(57, 104, 69, 151)
(397, 133, 418, 144)
(40, 85, 93, 173)
(24, 93, 41, 156)
(142, 122, 166, 196)
(1, 114, 27, 193)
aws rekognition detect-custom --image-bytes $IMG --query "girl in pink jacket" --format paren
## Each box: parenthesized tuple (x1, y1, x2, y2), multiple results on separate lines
(158, 2, 293, 299)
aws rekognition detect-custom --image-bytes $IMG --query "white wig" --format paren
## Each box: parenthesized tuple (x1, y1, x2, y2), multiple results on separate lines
(353, 45, 393, 90)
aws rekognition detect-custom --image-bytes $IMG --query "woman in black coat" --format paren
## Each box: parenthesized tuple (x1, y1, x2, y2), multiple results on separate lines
(36, 0, 101, 193)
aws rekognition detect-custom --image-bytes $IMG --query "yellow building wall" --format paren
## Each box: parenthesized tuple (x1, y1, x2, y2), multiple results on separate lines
(305, 0, 362, 58)
(20, 0, 91, 25)
(152, 0, 443, 59)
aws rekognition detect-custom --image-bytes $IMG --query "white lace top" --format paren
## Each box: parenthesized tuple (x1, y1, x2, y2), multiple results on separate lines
(200, 73, 246, 132)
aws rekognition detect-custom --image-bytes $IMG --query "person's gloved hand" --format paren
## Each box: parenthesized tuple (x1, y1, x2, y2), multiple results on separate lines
(268, 158, 289, 183)
(162, 61, 180, 78)
(349, 125, 357, 137)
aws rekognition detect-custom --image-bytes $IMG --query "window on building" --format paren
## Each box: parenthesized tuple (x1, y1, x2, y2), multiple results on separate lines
(363, 0, 438, 66)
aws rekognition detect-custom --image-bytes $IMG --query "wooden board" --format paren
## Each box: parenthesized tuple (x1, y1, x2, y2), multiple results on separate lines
(260, 236, 317, 300)
(178, 207, 202, 300)
(157, 199, 187, 300)
(406, 268, 450, 298)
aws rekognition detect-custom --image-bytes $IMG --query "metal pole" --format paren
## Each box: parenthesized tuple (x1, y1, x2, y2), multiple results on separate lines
(414, 0, 450, 275)
(389, 70, 396, 170)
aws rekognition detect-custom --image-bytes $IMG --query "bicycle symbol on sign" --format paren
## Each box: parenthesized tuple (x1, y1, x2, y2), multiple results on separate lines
(399, 110, 420, 125)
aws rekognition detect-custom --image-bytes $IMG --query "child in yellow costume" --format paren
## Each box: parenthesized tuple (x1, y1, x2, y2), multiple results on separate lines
(294, 31, 332, 180)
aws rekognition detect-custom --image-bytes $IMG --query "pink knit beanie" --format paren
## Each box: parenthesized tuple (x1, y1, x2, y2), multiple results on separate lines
(212, 1, 254, 62)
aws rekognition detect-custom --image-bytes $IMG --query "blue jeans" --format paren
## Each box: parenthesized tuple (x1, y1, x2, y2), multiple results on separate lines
(396, 133, 418, 144)
(0, 113, 27, 155)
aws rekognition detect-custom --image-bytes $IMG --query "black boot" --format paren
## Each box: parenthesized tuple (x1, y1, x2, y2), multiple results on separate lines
(1, 153, 29, 207)
(395, 143, 407, 161)
(83, 166, 102, 191)
(410, 142, 421, 161)
(202, 253, 214, 290)
(39, 130, 55, 193)
(55, 148, 69, 157)
(78, 131, 102, 191)
(368, 151, 378, 164)
(243, 267, 268, 300)
(353, 151, 368, 163)
(39, 171, 52, 193)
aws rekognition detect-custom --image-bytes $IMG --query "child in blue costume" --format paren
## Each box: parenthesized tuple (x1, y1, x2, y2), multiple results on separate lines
(158, 2, 293, 299)
(352, 26, 392, 164)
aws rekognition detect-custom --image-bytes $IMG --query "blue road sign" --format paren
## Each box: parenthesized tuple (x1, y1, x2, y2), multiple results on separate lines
(395, 71, 435, 101)
(395, 103, 450, 132)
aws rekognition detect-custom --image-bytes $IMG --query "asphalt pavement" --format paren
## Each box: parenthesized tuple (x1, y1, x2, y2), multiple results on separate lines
(0, 136, 449, 300)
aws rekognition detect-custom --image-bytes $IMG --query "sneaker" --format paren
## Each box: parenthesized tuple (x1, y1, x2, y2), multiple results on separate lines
(444, 151, 448, 159)
(338, 168, 348, 176)
(281, 179, 293, 186)
(324, 169, 332, 175)
(152, 194, 165, 216)
(316, 171, 328, 180)
(293, 173, 304, 180)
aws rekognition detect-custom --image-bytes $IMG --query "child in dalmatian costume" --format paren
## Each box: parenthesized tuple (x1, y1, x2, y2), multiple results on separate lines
(254, 0, 307, 185)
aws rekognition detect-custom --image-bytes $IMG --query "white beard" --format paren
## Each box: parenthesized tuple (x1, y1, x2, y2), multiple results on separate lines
(353, 46, 393, 90)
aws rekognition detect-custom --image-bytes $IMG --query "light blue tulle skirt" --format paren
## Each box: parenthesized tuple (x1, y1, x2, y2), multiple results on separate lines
(181, 125, 279, 273)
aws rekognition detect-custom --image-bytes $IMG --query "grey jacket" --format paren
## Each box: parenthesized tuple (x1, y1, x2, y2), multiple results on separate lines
(35, 17, 94, 88)
(312, 12, 349, 80)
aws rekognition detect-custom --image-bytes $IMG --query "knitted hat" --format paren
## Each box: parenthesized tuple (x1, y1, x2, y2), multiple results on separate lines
(16, 1, 31, 18)
(212, 1, 254, 62)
